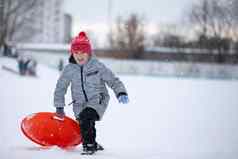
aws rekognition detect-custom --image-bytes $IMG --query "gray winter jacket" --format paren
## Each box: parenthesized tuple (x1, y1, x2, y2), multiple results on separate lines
(54, 56, 128, 120)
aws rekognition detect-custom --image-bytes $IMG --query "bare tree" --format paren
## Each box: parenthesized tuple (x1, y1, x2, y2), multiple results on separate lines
(153, 24, 185, 49)
(230, 0, 238, 22)
(109, 13, 145, 59)
(188, 0, 232, 52)
(226, 0, 238, 52)
(0, 0, 3, 28)
(229, 0, 238, 40)
(0, 0, 37, 47)
(109, 16, 127, 49)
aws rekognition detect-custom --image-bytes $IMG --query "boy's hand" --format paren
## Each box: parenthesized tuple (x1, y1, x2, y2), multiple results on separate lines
(118, 95, 129, 104)
(54, 107, 65, 120)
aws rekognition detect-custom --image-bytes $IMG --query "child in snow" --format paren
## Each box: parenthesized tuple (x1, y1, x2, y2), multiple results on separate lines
(53, 31, 129, 154)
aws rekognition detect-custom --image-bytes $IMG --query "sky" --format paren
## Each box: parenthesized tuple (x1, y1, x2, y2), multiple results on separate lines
(63, 0, 197, 47)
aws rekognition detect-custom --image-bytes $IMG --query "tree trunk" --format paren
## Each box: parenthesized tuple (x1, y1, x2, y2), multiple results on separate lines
(0, 0, 4, 47)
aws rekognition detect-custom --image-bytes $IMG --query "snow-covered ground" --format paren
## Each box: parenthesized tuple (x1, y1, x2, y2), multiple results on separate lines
(0, 57, 238, 159)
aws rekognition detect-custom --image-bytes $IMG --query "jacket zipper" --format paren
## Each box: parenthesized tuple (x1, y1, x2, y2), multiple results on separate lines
(80, 66, 88, 102)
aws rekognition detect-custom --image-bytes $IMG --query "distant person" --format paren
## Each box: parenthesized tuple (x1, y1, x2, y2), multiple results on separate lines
(17, 54, 37, 76)
(17, 54, 28, 75)
(26, 58, 37, 76)
(53, 31, 129, 155)
(11, 46, 18, 58)
(58, 59, 64, 72)
(3, 42, 12, 57)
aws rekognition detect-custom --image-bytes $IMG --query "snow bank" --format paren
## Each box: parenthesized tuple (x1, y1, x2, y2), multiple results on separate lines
(16, 50, 238, 79)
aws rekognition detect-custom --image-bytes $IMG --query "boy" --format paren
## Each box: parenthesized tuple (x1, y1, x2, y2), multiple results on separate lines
(53, 31, 129, 155)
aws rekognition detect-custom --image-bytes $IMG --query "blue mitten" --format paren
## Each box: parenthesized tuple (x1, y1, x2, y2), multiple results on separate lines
(118, 95, 129, 104)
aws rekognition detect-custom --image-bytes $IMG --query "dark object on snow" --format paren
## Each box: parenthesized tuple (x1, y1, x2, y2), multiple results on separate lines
(2, 65, 19, 75)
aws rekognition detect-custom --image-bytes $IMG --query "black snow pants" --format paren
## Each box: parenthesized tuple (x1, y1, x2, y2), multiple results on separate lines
(76, 107, 99, 146)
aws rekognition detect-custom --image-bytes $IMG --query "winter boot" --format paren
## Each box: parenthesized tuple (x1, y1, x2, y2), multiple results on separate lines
(81, 144, 96, 155)
(95, 142, 104, 151)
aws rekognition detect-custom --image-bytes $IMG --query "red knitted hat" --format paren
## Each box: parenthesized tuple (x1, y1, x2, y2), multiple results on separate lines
(70, 32, 92, 55)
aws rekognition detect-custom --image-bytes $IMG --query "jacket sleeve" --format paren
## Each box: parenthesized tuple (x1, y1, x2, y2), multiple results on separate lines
(100, 64, 128, 98)
(54, 65, 72, 108)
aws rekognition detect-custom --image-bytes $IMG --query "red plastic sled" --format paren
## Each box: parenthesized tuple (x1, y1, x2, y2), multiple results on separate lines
(21, 112, 82, 148)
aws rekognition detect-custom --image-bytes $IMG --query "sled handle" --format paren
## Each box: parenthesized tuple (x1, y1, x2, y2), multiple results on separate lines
(52, 115, 65, 121)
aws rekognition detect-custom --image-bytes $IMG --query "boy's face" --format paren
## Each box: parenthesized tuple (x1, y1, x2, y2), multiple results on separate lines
(73, 52, 90, 65)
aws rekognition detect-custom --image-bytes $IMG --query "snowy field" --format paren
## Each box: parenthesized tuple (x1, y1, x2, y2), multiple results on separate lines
(0, 57, 238, 159)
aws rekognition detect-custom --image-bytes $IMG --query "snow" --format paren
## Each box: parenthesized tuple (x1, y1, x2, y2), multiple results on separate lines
(1, 57, 238, 159)
(16, 43, 70, 51)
